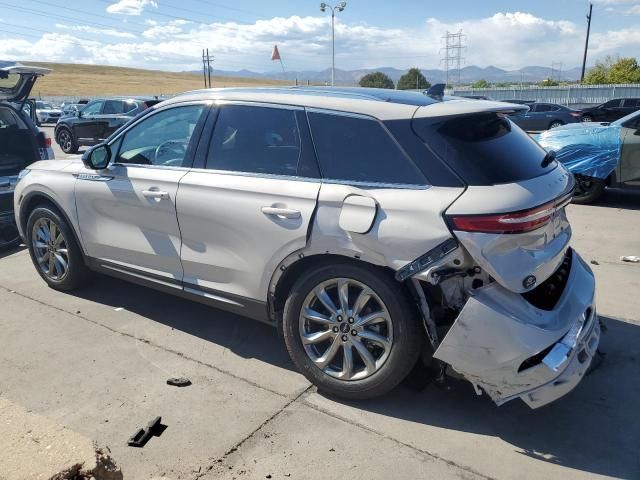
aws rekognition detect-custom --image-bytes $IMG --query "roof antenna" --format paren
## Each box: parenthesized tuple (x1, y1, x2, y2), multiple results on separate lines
(426, 83, 445, 99)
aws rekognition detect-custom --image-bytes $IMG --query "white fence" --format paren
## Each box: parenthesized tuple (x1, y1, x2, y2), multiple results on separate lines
(451, 84, 640, 107)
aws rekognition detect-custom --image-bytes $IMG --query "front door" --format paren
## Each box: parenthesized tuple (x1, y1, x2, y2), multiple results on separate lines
(177, 104, 321, 306)
(75, 103, 208, 285)
(74, 100, 105, 143)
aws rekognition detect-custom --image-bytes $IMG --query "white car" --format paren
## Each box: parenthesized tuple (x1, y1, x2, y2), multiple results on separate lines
(13, 86, 600, 407)
(35, 101, 62, 124)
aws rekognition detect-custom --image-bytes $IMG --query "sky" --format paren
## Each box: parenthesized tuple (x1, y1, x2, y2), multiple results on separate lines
(0, 0, 639, 73)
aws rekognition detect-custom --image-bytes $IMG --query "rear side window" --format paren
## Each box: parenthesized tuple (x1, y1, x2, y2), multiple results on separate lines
(307, 111, 427, 185)
(103, 100, 124, 114)
(623, 99, 640, 107)
(206, 105, 305, 177)
(534, 104, 558, 112)
(603, 99, 622, 108)
(414, 113, 555, 185)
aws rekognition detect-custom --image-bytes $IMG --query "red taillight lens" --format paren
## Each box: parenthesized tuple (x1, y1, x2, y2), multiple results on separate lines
(449, 201, 556, 234)
(36, 131, 52, 148)
(569, 112, 582, 118)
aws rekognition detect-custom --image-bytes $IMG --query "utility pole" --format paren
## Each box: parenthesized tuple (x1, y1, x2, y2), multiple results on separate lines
(580, 2, 593, 83)
(202, 49, 213, 88)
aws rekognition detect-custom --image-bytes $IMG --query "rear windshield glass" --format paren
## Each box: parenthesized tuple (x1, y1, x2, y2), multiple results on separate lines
(413, 113, 556, 185)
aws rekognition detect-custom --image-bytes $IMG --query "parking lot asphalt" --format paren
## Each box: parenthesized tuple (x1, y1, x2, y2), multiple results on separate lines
(3, 130, 640, 479)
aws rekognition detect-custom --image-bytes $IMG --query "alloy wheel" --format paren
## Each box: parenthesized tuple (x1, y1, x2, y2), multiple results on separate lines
(58, 130, 73, 153)
(31, 218, 69, 281)
(299, 278, 393, 381)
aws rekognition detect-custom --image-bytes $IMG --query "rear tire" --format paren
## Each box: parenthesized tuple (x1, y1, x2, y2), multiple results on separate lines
(26, 206, 90, 291)
(0, 221, 21, 251)
(282, 261, 422, 400)
(572, 175, 605, 204)
(56, 128, 78, 154)
(581, 115, 593, 123)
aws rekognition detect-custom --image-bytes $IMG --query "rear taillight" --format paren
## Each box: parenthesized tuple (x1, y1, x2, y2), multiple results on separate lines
(448, 192, 572, 234)
(569, 112, 582, 118)
(36, 131, 51, 148)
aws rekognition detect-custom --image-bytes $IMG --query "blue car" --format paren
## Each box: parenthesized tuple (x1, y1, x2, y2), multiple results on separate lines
(537, 109, 640, 203)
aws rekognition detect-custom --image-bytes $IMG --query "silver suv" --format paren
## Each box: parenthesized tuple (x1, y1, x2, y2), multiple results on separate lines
(14, 87, 600, 408)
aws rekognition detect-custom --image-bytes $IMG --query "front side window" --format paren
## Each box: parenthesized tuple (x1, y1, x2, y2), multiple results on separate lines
(81, 101, 103, 116)
(115, 105, 205, 167)
(623, 99, 640, 108)
(603, 99, 622, 108)
(206, 105, 302, 176)
(307, 111, 427, 185)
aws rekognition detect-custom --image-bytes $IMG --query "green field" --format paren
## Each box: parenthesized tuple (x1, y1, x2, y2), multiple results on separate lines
(21, 61, 288, 97)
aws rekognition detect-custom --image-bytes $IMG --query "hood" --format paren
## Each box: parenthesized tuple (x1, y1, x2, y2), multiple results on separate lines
(0, 61, 50, 102)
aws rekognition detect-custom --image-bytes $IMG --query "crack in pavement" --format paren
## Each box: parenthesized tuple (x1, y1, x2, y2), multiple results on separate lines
(1, 284, 494, 480)
(0, 284, 302, 400)
(299, 397, 497, 480)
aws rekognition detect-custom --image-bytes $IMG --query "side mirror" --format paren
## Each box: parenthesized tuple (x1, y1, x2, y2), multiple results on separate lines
(82, 144, 111, 170)
(77, 110, 84, 118)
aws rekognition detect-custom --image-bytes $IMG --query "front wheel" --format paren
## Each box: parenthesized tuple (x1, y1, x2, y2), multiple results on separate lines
(581, 115, 593, 123)
(572, 175, 605, 204)
(549, 120, 564, 129)
(26, 206, 91, 291)
(282, 262, 422, 400)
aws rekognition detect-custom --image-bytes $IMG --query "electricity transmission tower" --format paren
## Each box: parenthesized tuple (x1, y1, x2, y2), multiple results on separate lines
(440, 30, 465, 86)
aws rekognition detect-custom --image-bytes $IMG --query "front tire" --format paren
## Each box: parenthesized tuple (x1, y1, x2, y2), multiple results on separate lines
(56, 128, 78, 154)
(581, 115, 593, 123)
(549, 120, 564, 129)
(282, 262, 422, 400)
(572, 175, 605, 204)
(26, 206, 90, 291)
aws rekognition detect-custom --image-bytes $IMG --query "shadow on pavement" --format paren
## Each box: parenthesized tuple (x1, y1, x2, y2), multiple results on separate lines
(0, 244, 25, 261)
(71, 273, 296, 372)
(590, 187, 640, 211)
(70, 275, 639, 478)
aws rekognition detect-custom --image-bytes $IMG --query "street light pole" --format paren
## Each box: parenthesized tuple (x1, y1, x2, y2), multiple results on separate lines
(320, 2, 346, 86)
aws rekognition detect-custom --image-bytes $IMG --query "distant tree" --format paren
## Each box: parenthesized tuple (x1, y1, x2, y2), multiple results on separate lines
(472, 79, 489, 88)
(359, 71, 395, 89)
(397, 68, 431, 90)
(585, 56, 640, 84)
(540, 78, 559, 87)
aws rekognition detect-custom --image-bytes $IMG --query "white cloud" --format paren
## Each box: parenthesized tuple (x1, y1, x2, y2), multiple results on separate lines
(106, 0, 157, 16)
(624, 4, 640, 14)
(55, 23, 137, 39)
(0, 12, 638, 74)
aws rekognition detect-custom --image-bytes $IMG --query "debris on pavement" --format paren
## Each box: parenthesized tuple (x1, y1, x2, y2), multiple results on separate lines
(620, 256, 640, 263)
(166, 377, 192, 387)
(590, 259, 599, 265)
(127, 416, 166, 448)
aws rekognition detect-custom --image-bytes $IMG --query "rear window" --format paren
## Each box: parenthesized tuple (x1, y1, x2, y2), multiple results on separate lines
(414, 113, 555, 185)
(308, 111, 428, 186)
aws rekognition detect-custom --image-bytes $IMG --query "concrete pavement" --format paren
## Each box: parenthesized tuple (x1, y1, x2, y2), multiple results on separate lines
(0, 188, 639, 479)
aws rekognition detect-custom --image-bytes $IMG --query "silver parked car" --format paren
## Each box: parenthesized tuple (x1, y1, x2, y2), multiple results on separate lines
(35, 101, 62, 124)
(13, 87, 600, 407)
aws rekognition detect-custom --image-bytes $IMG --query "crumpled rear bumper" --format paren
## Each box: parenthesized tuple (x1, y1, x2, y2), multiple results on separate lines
(434, 248, 599, 408)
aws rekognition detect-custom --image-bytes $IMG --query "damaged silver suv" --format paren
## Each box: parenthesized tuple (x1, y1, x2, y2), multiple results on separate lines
(14, 86, 600, 408)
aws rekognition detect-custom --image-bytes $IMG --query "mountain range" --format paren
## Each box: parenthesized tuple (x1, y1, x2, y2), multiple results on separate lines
(189, 65, 583, 85)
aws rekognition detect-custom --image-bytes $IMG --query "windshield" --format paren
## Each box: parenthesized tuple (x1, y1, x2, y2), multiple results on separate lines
(612, 109, 640, 127)
(36, 102, 54, 109)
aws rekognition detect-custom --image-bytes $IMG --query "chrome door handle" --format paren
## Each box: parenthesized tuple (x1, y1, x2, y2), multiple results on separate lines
(261, 206, 301, 219)
(142, 190, 169, 199)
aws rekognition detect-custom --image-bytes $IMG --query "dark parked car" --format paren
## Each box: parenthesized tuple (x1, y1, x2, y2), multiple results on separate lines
(54, 97, 159, 154)
(509, 102, 582, 131)
(580, 98, 640, 123)
(0, 61, 54, 250)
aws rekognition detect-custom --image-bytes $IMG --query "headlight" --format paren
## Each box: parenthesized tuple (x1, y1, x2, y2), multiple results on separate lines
(17, 169, 31, 180)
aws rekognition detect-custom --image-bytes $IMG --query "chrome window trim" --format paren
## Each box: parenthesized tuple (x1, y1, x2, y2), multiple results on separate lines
(213, 99, 304, 111)
(106, 100, 212, 169)
(187, 166, 429, 190)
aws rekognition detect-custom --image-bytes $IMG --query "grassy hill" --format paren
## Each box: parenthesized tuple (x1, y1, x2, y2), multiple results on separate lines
(23, 61, 288, 97)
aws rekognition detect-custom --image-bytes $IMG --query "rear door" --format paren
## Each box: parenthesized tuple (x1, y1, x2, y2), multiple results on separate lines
(176, 103, 321, 307)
